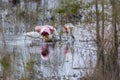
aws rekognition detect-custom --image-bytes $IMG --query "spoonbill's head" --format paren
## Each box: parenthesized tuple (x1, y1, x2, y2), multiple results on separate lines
(64, 25, 69, 34)
(41, 31, 49, 37)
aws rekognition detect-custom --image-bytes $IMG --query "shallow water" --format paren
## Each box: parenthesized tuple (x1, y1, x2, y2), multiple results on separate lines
(0, 30, 96, 80)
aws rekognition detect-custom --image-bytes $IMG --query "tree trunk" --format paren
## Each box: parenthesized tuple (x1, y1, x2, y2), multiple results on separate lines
(93, 0, 105, 79)
(95, 0, 119, 79)
(109, 0, 119, 79)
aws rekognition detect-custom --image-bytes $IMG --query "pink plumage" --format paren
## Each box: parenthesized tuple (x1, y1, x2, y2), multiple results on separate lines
(35, 26, 43, 32)
(35, 25, 54, 36)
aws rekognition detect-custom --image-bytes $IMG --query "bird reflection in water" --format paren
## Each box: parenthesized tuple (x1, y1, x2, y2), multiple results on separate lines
(64, 42, 74, 55)
(40, 42, 56, 61)
(40, 43, 50, 60)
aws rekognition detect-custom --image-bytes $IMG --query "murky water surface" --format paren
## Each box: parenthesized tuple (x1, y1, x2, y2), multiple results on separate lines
(0, 28, 96, 80)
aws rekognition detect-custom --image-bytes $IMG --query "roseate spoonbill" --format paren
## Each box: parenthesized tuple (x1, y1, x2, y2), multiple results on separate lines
(35, 25, 58, 42)
(64, 23, 75, 41)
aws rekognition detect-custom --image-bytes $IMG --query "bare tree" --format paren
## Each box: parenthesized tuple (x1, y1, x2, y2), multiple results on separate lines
(108, 0, 119, 79)
(93, 0, 119, 80)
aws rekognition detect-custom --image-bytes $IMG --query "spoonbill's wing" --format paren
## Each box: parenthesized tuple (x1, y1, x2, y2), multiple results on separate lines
(40, 27, 51, 35)
(24, 31, 40, 38)
(44, 25, 54, 33)
(35, 26, 44, 32)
